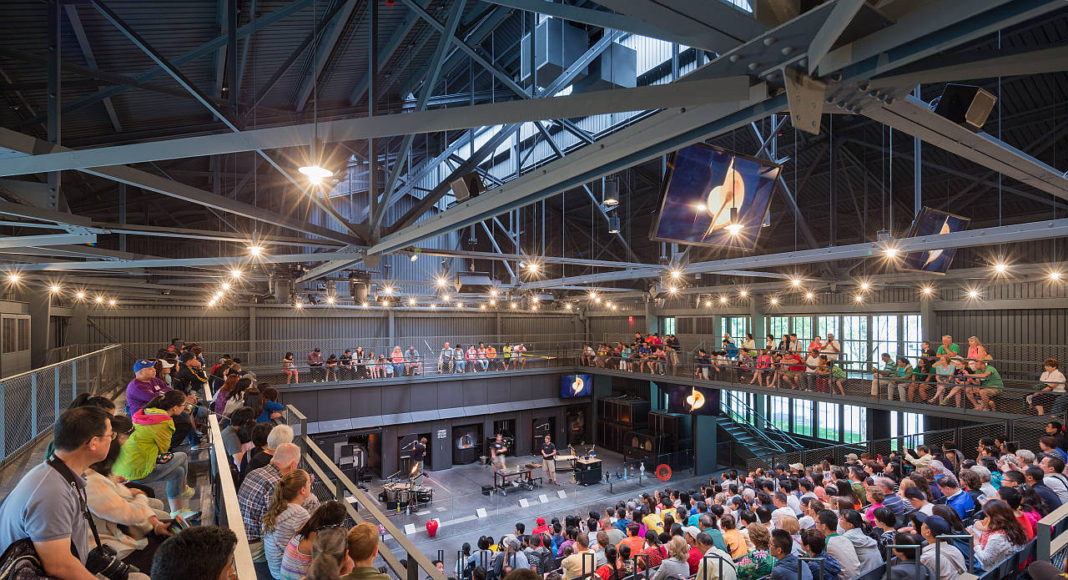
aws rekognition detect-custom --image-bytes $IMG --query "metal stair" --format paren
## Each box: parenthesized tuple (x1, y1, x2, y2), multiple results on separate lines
(717, 390, 803, 461)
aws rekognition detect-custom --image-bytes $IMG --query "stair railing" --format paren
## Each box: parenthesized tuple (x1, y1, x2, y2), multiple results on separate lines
(720, 390, 803, 454)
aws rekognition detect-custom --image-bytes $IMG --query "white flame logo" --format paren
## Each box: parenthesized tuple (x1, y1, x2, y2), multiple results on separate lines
(571, 376, 585, 395)
(685, 388, 705, 413)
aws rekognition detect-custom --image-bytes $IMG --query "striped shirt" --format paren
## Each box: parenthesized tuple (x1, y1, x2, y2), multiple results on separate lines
(265, 503, 310, 579)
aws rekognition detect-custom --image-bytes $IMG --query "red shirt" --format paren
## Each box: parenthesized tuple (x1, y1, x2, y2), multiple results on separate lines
(533, 524, 550, 536)
(686, 546, 701, 574)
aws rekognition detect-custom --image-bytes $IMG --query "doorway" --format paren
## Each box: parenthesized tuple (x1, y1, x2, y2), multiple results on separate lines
(452, 423, 483, 465)
(532, 416, 556, 452)
(397, 432, 430, 479)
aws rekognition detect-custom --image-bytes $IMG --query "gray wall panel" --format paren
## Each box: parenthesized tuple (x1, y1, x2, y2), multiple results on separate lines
(463, 380, 487, 406)
(381, 385, 411, 416)
(409, 384, 439, 412)
(351, 387, 382, 419)
(317, 390, 352, 422)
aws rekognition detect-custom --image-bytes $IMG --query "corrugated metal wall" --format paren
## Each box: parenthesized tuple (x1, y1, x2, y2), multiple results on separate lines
(589, 315, 645, 338)
(937, 309, 1068, 347)
(395, 315, 494, 339)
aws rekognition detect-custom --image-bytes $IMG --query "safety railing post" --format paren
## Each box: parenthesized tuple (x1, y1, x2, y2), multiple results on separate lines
(71, 359, 77, 399)
(30, 374, 37, 437)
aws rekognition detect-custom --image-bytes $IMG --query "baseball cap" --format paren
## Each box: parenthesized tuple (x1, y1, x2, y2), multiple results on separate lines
(159, 358, 174, 369)
(917, 514, 951, 537)
(536, 517, 546, 525)
(845, 453, 859, 461)
(682, 526, 701, 538)
(133, 359, 156, 373)
(791, 463, 804, 471)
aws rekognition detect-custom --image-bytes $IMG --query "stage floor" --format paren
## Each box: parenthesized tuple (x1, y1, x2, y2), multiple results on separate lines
(363, 449, 725, 574)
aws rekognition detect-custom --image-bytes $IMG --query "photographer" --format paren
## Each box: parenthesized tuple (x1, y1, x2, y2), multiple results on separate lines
(0, 406, 143, 579)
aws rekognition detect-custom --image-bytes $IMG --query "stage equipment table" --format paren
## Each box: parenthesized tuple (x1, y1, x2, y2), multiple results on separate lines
(574, 457, 602, 486)
(555, 454, 577, 472)
(494, 465, 541, 494)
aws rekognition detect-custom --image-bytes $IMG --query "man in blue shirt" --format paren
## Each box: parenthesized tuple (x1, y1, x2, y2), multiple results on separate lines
(937, 473, 976, 520)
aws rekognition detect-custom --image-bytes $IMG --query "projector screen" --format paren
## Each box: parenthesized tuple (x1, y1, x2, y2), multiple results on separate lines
(651, 144, 780, 249)
(560, 374, 593, 398)
(664, 384, 720, 416)
(899, 207, 971, 274)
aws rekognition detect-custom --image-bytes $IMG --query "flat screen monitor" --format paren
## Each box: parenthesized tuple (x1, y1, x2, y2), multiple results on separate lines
(651, 144, 780, 249)
(665, 385, 719, 416)
(899, 207, 971, 274)
(561, 374, 593, 398)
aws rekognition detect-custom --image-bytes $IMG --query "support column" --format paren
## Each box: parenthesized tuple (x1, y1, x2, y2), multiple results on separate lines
(68, 302, 88, 346)
(388, 309, 396, 345)
(645, 300, 658, 336)
(649, 381, 663, 411)
(248, 305, 257, 366)
(869, 408, 892, 442)
(694, 414, 718, 475)
(920, 299, 936, 343)
(749, 293, 765, 346)
(23, 290, 51, 368)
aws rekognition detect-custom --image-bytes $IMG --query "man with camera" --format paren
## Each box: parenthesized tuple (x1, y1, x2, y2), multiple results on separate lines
(0, 406, 149, 579)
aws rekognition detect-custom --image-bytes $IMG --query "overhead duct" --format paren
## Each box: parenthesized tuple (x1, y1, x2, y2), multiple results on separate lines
(521, 18, 588, 84)
(575, 42, 636, 93)
(270, 276, 293, 304)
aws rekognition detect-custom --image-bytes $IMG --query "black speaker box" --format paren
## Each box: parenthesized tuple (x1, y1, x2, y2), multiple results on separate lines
(933, 84, 997, 131)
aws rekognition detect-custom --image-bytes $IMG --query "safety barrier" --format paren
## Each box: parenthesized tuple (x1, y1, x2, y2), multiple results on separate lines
(0, 344, 124, 466)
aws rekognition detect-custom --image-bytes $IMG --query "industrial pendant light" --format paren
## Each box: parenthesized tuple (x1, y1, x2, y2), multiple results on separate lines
(299, 0, 332, 185)
(607, 214, 621, 234)
(603, 177, 620, 207)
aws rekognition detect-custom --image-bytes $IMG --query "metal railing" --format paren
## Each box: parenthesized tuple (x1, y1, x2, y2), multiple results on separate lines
(203, 384, 256, 580)
(0, 344, 124, 465)
(719, 389, 802, 454)
(287, 403, 448, 580)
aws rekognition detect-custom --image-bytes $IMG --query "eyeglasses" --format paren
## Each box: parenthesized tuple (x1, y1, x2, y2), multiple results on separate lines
(97, 430, 117, 441)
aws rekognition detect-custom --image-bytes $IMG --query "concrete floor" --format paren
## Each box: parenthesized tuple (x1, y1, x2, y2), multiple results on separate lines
(372, 449, 724, 575)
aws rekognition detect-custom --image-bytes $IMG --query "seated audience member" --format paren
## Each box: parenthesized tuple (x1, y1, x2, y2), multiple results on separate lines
(769, 529, 811, 580)
(800, 529, 841, 580)
(257, 385, 286, 423)
(817, 510, 860, 579)
(737, 523, 776, 580)
(239, 443, 320, 577)
(151, 526, 238, 580)
(562, 534, 597, 580)
(280, 501, 349, 579)
(839, 511, 881, 575)
(221, 406, 257, 472)
(112, 391, 194, 513)
(86, 415, 177, 571)
(694, 530, 738, 580)
(248, 423, 295, 476)
(937, 474, 976, 520)
(596, 546, 626, 580)
(304, 526, 355, 580)
(214, 373, 240, 414)
(265, 469, 314, 579)
(968, 499, 1028, 572)
(652, 537, 692, 580)
(886, 533, 934, 580)
(0, 406, 117, 579)
(340, 523, 392, 580)
(241, 423, 273, 478)
(917, 515, 966, 580)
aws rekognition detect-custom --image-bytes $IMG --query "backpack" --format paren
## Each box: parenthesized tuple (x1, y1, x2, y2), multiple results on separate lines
(0, 538, 47, 580)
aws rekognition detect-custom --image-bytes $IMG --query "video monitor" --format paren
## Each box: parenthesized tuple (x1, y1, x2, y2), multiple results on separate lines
(651, 144, 780, 249)
(899, 207, 971, 274)
(665, 385, 719, 416)
(561, 374, 593, 398)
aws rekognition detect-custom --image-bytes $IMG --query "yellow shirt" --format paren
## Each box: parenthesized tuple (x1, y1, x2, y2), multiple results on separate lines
(642, 513, 664, 535)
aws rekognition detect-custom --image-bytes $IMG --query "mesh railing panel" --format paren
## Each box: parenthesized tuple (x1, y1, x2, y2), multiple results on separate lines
(0, 345, 124, 465)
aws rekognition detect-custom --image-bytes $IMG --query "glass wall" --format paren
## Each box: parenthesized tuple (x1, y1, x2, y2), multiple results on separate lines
(872, 315, 899, 362)
(722, 317, 750, 342)
(766, 317, 789, 345)
(902, 315, 923, 360)
(791, 316, 813, 344)
(816, 316, 840, 342)
(793, 399, 813, 436)
(768, 396, 790, 431)
(841, 315, 869, 372)
(843, 405, 867, 443)
(662, 317, 676, 335)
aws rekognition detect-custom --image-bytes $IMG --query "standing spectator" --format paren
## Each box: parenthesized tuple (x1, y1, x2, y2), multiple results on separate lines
(353, 347, 368, 379)
(0, 406, 115, 579)
(151, 526, 238, 580)
(339, 523, 391, 580)
(307, 348, 325, 383)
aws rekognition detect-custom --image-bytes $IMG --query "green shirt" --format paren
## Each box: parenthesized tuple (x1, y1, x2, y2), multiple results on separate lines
(341, 567, 392, 580)
(896, 364, 914, 379)
(936, 343, 961, 356)
(881, 360, 896, 374)
(981, 365, 1004, 388)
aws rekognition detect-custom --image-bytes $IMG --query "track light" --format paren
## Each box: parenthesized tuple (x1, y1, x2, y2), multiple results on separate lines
(435, 276, 447, 287)
(669, 269, 682, 280)
(490, 288, 499, 297)
(603, 178, 620, 207)
(884, 247, 899, 259)
(382, 285, 394, 296)
(859, 281, 871, 291)
(588, 291, 597, 300)
(607, 214, 620, 234)
(667, 285, 678, 294)
(441, 294, 450, 302)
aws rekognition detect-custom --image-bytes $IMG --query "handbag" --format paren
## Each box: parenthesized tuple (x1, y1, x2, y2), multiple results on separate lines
(0, 538, 49, 580)
(222, 392, 243, 416)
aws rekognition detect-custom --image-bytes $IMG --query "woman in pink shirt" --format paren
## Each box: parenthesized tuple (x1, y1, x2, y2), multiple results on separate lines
(967, 336, 989, 362)
(863, 488, 885, 524)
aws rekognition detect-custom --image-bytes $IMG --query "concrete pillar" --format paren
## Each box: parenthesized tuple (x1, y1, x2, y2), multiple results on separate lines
(694, 414, 718, 475)
(645, 301, 659, 335)
(920, 299, 936, 343)
(869, 409, 892, 442)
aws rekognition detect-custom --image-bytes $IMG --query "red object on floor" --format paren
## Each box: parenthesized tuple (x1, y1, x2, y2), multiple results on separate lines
(656, 464, 672, 481)
(426, 518, 439, 537)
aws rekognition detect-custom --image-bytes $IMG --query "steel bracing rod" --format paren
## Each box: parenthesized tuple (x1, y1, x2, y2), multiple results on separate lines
(14, 249, 366, 271)
(586, 0, 766, 54)
(372, 0, 467, 233)
(0, 128, 361, 245)
(479, 0, 688, 45)
(63, 4, 121, 132)
(235, 0, 256, 99)
(867, 43, 1068, 89)
(387, 31, 630, 234)
(806, 0, 865, 74)
(0, 76, 744, 178)
(294, 0, 359, 112)
(748, 122, 820, 251)
(0, 233, 97, 249)
(88, 0, 363, 241)
(347, 2, 424, 105)
(522, 218, 1068, 289)
(477, 222, 516, 280)
(15, 0, 313, 130)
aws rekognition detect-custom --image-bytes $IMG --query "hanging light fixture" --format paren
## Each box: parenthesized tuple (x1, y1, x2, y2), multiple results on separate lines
(724, 207, 743, 236)
(607, 214, 620, 234)
(603, 177, 620, 207)
(298, 0, 332, 185)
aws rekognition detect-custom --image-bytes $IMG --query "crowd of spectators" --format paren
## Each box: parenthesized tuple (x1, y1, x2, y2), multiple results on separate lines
(450, 423, 1068, 580)
(581, 333, 1064, 413)
(291, 342, 535, 383)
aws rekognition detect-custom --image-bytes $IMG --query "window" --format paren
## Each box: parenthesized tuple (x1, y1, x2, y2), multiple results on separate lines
(841, 316, 868, 371)
(767, 317, 789, 344)
(729, 392, 748, 424)
(768, 396, 790, 431)
(902, 412, 925, 445)
(902, 314, 923, 361)
(793, 399, 813, 436)
(2, 318, 15, 353)
(843, 405, 866, 443)
(817, 402, 839, 441)
(721, 390, 732, 416)
(791, 316, 812, 344)
(872, 315, 899, 364)
(662, 317, 676, 336)
(816, 316, 839, 342)
(722, 317, 749, 342)
(17, 318, 28, 351)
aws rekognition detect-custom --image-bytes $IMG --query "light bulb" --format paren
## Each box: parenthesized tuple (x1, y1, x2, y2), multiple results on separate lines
(221, 282, 231, 290)
(430, 303, 437, 309)
(854, 294, 864, 303)
(922, 286, 933, 295)
(565, 303, 573, 310)
(606, 301, 613, 308)
(490, 288, 498, 297)
(510, 302, 517, 309)
(435, 277, 447, 287)
(382, 285, 394, 296)
(532, 304, 538, 311)
(526, 262, 540, 272)
(860, 281, 871, 291)
(480, 304, 487, 310)
(805, 291, 814, 300)
(230, 268, 242, 278)
(594, 297, 601, 304)
(247, 245, 264, 256)
(611, 305, 618, 310)
(326, 296, 336, 305)
(994, 262, 1008, 274)
(725, 223, 743, 236)
(490, 299, 497, 306)
(108, 299, 117, 306)
(790, 278, 801, 287)
(531, 296, 540, 303)
(214, 291, 224, 299)
(298, 164, 332, 184)
(884, 247, 899, 258)
(208, 299, 217, 307)
(769, 297, 779, 305)
(719, 296, 728, 304)
(588, 291, 597, 299)
(670, 269, 681, 279)
(361, 301, 369, 308)
(739, 289, 749, 298)
(704, 300, 712, 307)
(6, 273, 19, 284)
(49, 284, 61, 293)
(668, 285, 678, 294)
(1051, 271, 1063, 281)
(968, 289, 979, 299)
(456, 302, 463, 309)
(381, 300, 390, 307)
(295, 302, 304, 309)
(441, 294, 450, 302)
(75, 291, 86, 300)
(408, 298, 416, 306)
(94, 296, 104, 304)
